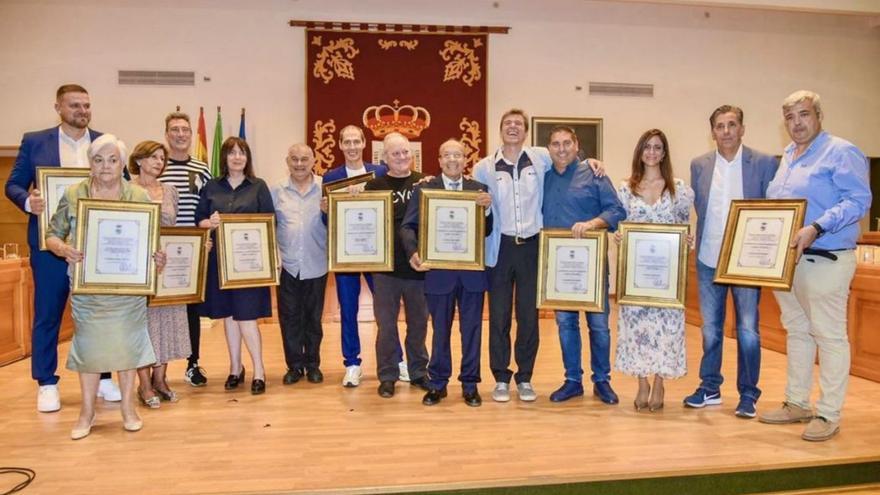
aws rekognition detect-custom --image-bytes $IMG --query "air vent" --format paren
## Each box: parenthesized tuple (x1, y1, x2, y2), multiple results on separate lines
(589, 82, 654, 97)
(118, 70, 195, 86)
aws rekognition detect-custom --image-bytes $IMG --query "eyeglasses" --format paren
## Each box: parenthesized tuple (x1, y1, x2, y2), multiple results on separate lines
(168, 127, 192, 135)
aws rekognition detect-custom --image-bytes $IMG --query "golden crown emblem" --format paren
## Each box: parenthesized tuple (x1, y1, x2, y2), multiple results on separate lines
(362, 99, 431, 139)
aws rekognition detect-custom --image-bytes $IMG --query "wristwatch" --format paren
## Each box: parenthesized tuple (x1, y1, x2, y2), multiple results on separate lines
(810, 221, 825, 238)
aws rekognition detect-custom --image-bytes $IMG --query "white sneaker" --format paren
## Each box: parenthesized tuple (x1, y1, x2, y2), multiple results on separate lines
(37, 384, 61, 413)
(97, 379, 122, 402)
(342, 365, 362, 387)
(492, 382, 511, 402)
(398, 361, 410, 382)
(517, 382, 537, 402)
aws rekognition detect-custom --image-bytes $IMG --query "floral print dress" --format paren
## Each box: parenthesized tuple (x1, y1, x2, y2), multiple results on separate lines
(614, 178, 693, 379)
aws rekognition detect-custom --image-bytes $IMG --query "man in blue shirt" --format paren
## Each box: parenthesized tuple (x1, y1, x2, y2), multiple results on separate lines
(542, 126, 626, 404)
(759, 90, 871, 442)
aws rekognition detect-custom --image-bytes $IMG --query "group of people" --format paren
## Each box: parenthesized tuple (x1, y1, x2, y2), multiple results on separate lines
(5, 84, 870, 444)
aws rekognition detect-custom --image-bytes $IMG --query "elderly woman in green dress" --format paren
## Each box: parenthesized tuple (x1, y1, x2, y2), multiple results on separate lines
(45, 134, 166, 440)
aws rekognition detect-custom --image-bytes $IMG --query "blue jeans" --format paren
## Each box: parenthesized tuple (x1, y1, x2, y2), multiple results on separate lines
(696, 260, 762, 401)
(554, 295, 611, 384)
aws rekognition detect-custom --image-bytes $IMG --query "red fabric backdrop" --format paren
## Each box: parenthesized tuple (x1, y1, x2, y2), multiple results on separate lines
(306, 29, 488, 176)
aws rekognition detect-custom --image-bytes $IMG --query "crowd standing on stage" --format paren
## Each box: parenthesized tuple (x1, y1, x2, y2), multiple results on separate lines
(4, 85, 870, 443)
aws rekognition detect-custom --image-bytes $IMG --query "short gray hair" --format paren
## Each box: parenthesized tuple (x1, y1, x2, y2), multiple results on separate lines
(88, 134, 129, 166)
(782, 90, 822, 117)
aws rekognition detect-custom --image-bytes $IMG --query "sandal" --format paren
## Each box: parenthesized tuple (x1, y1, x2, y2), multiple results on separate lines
(155, 388, 179, 403)
(137, 389, 161, 409)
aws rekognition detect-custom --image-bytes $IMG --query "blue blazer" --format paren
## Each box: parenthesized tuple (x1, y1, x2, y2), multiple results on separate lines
(5, 126, 103, 249)
(400, 176, 492, 295)
(322, 162, 387, 184)
(690, 145, 779, 250)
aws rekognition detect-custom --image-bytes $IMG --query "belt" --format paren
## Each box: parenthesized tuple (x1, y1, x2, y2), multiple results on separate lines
(802, 248, 851, 262)
(501, 234, 538, 245)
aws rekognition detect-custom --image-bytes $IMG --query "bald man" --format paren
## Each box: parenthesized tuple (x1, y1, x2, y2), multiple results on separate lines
(271, 144, 328, 384)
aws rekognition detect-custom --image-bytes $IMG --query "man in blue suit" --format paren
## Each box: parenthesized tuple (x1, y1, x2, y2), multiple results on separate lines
(400, 139, 493, 407)
(5, 84, 121, 412)
(321, 125, 389, 387)
(684, 105, 779, 418)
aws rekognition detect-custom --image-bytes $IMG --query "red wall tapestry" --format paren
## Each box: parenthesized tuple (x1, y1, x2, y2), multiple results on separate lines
(305, 27, 488, 176)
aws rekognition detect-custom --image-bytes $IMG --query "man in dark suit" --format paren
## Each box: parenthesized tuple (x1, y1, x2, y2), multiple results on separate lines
(4, 84, 120, 412)
(684, 105, 779, 418)
(400, 139, 493, 406)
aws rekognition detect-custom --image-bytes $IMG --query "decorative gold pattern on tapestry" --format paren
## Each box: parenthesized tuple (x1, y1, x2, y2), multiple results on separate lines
(312, 119, 337, 173)
(458, 117, 482, 174)
(378, 39, 419, 51)
(363, 99, 431, 139)
(439, 38, 483, 87)
(312, 36, 359, 84)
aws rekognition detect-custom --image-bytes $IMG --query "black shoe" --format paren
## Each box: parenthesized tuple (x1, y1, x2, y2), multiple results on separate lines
(410, 376, 430, 391)
(378, 381, 395, 398)
(422, 387, 447, 406)
(593, 381, 619, 405)
(251, 379, 266, 395)
(463, 389, 482, 407)
(185, 363, 208, 387)
(306, 368, 324, 384)
(224, 366, 245, 390)
(283, 369, 303, 385)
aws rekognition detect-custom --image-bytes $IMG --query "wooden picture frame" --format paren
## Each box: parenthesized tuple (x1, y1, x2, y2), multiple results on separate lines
(36, 167, 90, 251)
(216, 213, 279, 289)
(616, 222, 689, 309)
(148, 227, 209, 307)
(537, 228, 607, 312)
(72, 199, 160, 295)
(328, 190, 394, 272)
(321, 171, 375, 197)
(417, 189, 485, 271)
(714, 199, 806, 290)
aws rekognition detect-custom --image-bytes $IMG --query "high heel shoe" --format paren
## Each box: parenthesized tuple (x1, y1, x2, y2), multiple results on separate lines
(648, 377, 665, 412)
(71, 414, 96, 440)
(138, 389, 161, 409)
(251, 378, 266, 395)
(634, 378, 650, 411)
(224, 366, 246, 390)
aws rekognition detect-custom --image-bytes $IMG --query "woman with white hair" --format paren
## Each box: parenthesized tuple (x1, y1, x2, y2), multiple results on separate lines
(46, 134, 166, 440)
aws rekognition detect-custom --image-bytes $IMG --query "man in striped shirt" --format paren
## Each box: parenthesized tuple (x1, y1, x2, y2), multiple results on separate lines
(159, 111, 213, 386)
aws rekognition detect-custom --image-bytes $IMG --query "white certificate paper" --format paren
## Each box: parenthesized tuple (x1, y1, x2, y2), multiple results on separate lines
(737, 217, 783, 268)
(162, 242, 193, 289)
(231, 228, 264, 273)
(344, 208, 378, 256)
(434, 206, 468, 254)
(633, 239, 671, 290)
(554, 245, 590, 294)
(95, 219, 140, 275)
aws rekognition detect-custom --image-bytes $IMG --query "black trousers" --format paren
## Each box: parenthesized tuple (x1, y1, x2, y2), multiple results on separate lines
(488, 235, 539, 384)
(373, 274, 429, 383)
(185, 303, 201, 366)
(278, 270, 328, 371)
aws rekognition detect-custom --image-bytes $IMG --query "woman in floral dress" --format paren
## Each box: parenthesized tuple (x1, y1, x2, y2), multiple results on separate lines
(615, 129, 694, 412)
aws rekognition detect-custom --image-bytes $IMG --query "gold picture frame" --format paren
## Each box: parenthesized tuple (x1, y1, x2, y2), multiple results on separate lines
(148, 227, 209, 307)
(72, 199, 160, 295)
(328, 190, 394, 272)
(537, 228, 607, 312)
(616, 222, 689, 309)
(321, 172, 375, 196)
(714, 199, 806, 290)
(417, 189, 485, 271)
(36, 167, 90, 251)
(215, 213, 279, 289)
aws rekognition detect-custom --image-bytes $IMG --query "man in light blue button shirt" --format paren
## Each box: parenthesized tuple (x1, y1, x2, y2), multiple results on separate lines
(759, 90, 871, 442)
(272, 143, 328, 385)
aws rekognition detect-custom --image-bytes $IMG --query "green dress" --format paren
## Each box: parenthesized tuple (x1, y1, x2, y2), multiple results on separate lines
(48, 179, 157, 373)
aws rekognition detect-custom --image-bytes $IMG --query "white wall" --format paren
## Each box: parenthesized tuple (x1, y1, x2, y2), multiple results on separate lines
(2, 0, 878, 188)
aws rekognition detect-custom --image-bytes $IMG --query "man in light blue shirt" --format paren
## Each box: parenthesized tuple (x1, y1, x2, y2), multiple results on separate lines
(759, 90, 871, 442)
(272, 143, 328, 385)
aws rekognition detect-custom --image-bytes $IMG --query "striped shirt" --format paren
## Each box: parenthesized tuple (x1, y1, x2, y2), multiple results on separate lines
(158, 156, 212, 226)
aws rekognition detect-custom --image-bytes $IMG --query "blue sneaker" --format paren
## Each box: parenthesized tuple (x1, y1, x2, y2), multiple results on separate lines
(592, 381, 619, 405)
(735, 397, 757, 419)
(549, 380, 584, 402)
(683, 387, 722, 408)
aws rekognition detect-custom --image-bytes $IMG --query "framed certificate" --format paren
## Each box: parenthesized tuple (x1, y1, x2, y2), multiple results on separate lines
(216, 213, 279, 289)
(36, 167, 90, 251)
(715, 199, 806, 290)
(537, 229, 607, 312)
(321, 172, 375, 196)
(616, 222, 689, 309)
(148, 227, 209, 307)
(72, 199, 161, 295)
(328, 190, 394, 272)
(417, 189, 485, 271)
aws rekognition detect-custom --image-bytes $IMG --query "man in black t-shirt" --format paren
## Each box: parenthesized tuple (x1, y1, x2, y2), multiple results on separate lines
(364, 132, 429, 398)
